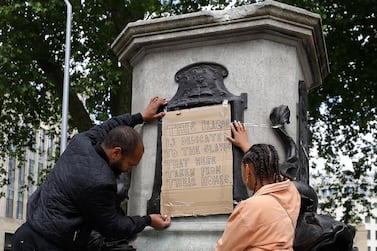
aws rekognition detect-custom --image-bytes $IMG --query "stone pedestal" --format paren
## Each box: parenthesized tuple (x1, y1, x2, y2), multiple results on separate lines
(112, 1, 328, 250)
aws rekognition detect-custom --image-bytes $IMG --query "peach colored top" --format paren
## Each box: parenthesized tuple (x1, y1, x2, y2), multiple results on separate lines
(215, 180, 301, 251)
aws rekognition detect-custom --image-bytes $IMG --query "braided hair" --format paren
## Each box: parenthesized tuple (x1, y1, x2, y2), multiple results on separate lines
(242, 144, 284, 191)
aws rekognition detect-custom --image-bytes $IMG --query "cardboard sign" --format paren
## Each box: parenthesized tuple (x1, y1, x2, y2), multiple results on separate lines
(161, 104, 233, 217)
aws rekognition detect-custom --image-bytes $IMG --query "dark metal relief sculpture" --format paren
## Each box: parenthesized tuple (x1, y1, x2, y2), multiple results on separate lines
(147, 62, 248, 214)
(270, 81, 309, 182)
(269, 105, 299, 180)
(167, 62, 238, 110)
(293, 181, 356, 251)
(298, 80, 309, 183)
(269, 82, 356, 251)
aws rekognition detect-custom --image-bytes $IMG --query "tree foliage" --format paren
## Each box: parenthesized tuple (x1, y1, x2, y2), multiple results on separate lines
(0, 0, 376, 223)
(281, 0, 377, 224)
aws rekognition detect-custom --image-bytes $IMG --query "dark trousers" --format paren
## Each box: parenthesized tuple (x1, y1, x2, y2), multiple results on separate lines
(12, 222, 63, 251)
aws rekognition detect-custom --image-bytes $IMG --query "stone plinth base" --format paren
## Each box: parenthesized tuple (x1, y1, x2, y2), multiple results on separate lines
(131, 216, 227, 251)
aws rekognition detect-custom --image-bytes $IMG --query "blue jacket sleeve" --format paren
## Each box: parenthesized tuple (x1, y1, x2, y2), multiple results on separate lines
(84, 113, 144, 145)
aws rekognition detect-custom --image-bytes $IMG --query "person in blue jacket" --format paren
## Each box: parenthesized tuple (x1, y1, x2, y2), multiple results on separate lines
(12, 96, 171, 251)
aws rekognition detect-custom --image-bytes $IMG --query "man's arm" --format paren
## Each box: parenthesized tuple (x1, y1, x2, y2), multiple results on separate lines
(78, 184, 170, 239)
(85, 113, 142, 145)
(85, 96, 168, 145)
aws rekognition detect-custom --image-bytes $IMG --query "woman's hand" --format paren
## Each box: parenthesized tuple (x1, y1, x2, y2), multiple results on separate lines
(226, 121, 251, 153)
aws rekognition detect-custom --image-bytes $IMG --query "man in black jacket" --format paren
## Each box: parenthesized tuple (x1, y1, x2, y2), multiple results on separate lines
(12, 96, 171, 251)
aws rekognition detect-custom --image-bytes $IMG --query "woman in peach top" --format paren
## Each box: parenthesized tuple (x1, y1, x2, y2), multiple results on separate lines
(215, 121, 301, 251)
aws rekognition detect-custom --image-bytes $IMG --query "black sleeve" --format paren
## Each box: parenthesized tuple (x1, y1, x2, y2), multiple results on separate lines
(85, 113, 144, 145)
(77, 183, 150, 239)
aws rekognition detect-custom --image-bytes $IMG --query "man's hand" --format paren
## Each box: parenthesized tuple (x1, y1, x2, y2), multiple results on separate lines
(149, 214, 171, 230)
(141, 96, 168, 122)
(226, 121, 251, 153)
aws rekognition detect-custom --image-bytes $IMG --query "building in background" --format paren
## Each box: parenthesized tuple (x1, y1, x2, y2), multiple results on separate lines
(364, 209, 377, 251)
(0, 128, 58, 251)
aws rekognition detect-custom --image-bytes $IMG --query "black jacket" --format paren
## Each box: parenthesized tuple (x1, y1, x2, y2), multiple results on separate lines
(27, 113, 151, 250)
